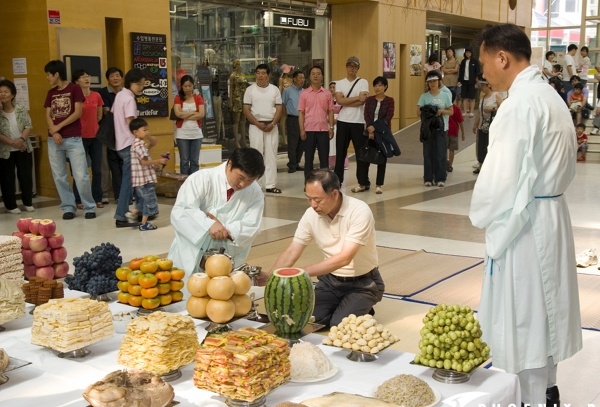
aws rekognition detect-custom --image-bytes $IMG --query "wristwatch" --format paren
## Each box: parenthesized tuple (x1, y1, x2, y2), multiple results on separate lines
(20, 136, 27, 142)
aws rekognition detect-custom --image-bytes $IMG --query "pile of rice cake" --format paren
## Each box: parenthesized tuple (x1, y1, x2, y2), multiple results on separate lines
(31, 298, 113, 352)
(0, 236, 25, 286)
(194, 327, 291, 401)
(0, 277, 26, 325)
(117, 311, 199, 375)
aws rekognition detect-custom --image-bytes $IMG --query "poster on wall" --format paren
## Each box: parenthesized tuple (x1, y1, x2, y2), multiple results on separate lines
(410, 44, 422, 76)
(383, 42, 396, 78)
(130, 32, 168, 117)
(196, 65, 218, 139)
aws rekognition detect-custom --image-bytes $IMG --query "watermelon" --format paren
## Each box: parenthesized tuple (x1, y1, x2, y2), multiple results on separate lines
(264, 268, 315, 334)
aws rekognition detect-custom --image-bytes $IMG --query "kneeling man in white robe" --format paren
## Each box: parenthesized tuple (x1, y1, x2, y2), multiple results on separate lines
(469, 24, 582, 407)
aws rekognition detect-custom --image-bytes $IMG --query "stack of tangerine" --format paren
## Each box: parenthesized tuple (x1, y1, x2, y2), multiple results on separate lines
(116, 255, 185, 310)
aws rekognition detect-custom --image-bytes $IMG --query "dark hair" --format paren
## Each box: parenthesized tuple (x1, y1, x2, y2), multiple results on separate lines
(255, 63, 270, 75)
(310, 65, 324, 76)
(567, 44, 578, 52)
(124, 68, 145, 89)
(552, 64, 563, 72)
(476, 24, 531, 62)
(548, 76, 564, 91)
(329, 81, 336, 86)
(72, 69, 89, 83)
(0, 79, 17, 102)
(373, 76, 388, 91)
(105, 67, 123, 80)
(44, 60, 67, 81)
(576, 122, 586, 129)
(545, 51, 555, 60)
(476, 72, 485, 81)
(570, 75, 581, 83)
(425, 70, 441, 81)
(450, 89, 457, 102)
(428, 53, 438, 64)
(445, 46, 456, 58)
(581, 46, 589, 53)
(129, 118, 148, 133)
(178, 75, 194, 100)
(574, 83, 584, 90)
(228, 148, 265, 179)
(305, 169, 340, 194)
(292, 70, 304, 79)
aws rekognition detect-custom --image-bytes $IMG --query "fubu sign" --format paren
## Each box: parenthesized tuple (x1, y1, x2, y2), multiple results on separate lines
(274, 13, 315, 30)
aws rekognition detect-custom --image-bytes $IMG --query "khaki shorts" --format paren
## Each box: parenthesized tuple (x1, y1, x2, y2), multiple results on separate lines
(447, 135, 459, 151)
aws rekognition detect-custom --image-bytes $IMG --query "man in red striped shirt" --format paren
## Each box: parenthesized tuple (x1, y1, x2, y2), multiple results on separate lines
(298, 66, 335, 178)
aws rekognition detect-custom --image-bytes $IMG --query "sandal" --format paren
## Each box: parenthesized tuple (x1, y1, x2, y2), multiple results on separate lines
(351, 185, 367, 193)
(266, 188, 282, 194)
(473, 168, 480, 174)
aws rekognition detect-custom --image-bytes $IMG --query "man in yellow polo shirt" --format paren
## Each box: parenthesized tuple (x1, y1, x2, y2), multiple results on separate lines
(258, 169, 384, 327)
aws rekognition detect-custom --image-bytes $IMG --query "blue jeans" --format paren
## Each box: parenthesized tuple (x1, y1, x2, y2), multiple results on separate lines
(73, 137, 103, 204)
(135, 183, 159, 217)
(114, 146, 133, 221)
(423, 129, 447, 183)
(176, 138, 202, 175)
(47, 137, 95, 214)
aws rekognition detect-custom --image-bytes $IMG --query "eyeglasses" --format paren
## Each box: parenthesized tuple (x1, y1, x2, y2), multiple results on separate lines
(346, 64, 358, 68)
(78, 75, 91, 80)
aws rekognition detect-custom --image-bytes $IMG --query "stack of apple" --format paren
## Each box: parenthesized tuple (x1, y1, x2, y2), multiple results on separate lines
(186, 254, 253, 324)
(116, 255, 185, 310)
(12, 218, 68, 280)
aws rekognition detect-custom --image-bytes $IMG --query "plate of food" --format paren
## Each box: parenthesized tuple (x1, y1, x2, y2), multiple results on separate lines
(289, 341, 339, 383)
(371, 374, 441, 407)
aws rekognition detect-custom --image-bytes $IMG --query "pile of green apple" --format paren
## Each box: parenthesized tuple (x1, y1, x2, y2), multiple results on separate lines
(115, 255, 185, 310)
(413, 303, 490, 373)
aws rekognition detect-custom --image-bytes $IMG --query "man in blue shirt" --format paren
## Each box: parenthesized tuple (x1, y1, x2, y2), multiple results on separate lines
(282, 71, 305, 173)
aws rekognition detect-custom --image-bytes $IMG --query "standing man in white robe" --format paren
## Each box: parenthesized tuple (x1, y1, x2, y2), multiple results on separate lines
(168, 148, 265, 275)
(469, 24, 582, 407)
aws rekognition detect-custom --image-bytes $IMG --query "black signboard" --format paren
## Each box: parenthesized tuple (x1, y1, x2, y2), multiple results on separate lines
(272, 13, 315, 30)
(130, 32, 168, 117)
(196, 65, 218, 139)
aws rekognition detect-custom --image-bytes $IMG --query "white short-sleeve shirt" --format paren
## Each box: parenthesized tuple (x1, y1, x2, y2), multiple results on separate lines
(243, 83, 282, 122)
(335, 77, 369, 124)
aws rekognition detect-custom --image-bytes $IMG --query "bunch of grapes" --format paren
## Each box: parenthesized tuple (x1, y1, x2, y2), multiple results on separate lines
(65, 242, 122, 296)
(413, 303, 490, 373)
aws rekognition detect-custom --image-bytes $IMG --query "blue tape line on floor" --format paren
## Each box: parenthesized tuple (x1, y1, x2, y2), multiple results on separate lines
(405, 259, 484, 297)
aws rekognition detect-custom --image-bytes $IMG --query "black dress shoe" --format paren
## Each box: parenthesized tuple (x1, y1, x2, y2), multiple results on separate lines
(84, 213, 96, 219)
(62, 212, 75, 220)
(546, 386, 560, 407)
(287, 168, 296, 173)
(296, 166, 304, 171)
(116, 219, 138, 228)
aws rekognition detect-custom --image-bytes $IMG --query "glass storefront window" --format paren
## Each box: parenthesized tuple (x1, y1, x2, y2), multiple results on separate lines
(531, 29, 548, 49)
(587, 0, 599, 17)
(169, 0, 329, 156)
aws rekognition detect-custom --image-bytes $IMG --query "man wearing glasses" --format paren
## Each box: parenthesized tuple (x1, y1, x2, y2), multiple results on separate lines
(333, 56, 369, 189)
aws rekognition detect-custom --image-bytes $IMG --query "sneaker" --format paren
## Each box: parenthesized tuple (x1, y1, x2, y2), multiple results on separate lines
(424, 182, 432, 187)
(468, 113, 474, 118)
(139, 222, 158, 231)
(7, 207, 21, 214)
(375, 186, 383, 194)
(437, 181, 445, 187)
(25, 206, 35, 212)
(62, 212, 75, 220)
(102, 198, 110, 204)
(577, 249, 598, 267)
(125, 211, 137, 224)
(591, 128, 599, 135)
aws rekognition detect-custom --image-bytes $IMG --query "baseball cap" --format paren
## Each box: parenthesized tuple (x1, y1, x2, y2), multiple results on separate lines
(346, 56, 360, 67)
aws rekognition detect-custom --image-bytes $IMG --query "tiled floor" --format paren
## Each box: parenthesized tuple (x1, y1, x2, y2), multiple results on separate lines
(1, 125, 599, 405)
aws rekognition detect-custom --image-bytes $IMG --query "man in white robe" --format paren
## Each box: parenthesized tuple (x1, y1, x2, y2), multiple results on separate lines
(469, 24, 582, 406)
(168, 148, 265, 275)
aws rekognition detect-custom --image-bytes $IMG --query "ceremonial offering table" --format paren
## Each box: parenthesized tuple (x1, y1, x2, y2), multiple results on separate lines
(0, 289, 520, 407)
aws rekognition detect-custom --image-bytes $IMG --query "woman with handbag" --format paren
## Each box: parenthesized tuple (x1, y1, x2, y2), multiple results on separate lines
(0, 79, 35, 213)
(472, 74, 503, 174)
(174, 75, 204, 175)
(352, 76, 394, 194)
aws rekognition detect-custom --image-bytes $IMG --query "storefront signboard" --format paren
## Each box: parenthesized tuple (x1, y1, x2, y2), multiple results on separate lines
(265, 12, 316, 30)
(197, 65, 218, 139)
(131, 32, 169, 117)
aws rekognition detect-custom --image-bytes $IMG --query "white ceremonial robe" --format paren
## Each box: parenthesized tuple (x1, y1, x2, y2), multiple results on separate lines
(168, 162, 264, 275)
(469, 65, 582, 374)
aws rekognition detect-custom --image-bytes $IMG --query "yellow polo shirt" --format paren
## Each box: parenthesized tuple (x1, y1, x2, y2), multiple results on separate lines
(294, 194, 378, 277)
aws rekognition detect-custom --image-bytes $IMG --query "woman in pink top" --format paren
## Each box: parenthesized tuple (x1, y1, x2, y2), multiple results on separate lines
(423, 53, 442, 92)
(72, 69, 104, 208)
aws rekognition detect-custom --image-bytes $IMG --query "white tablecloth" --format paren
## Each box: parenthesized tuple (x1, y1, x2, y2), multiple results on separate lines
(0, 290, 521, 407)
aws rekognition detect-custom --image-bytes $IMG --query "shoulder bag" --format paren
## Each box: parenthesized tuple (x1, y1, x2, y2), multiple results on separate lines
(95, 111, 116, 150)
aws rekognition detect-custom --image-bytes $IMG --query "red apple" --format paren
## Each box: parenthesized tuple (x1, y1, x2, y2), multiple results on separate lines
(21, 233, 36, 250)
(53, 262, 69, 278)
(47, 233, 64, 249)
(21, 248, 34, 265)
(51, 247, 67, 263)
(24, 264, 37, 280)
(29, 236, 48, 252)
(16, 218, 33, 233)
(29, 219, 42, 235)
(38, 219, 56, 238)
(32, 250, 52, 267)
(12, 231, 25, 240)
(36, 266, 55, 280)
(45, 246, 52, 252)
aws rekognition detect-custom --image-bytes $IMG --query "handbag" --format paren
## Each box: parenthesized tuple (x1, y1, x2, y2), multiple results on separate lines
(357, 140, 386, 165)
(95, 111, 116, 150)
(169, 106, 178, 121)
(479, 98, 496, 132)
